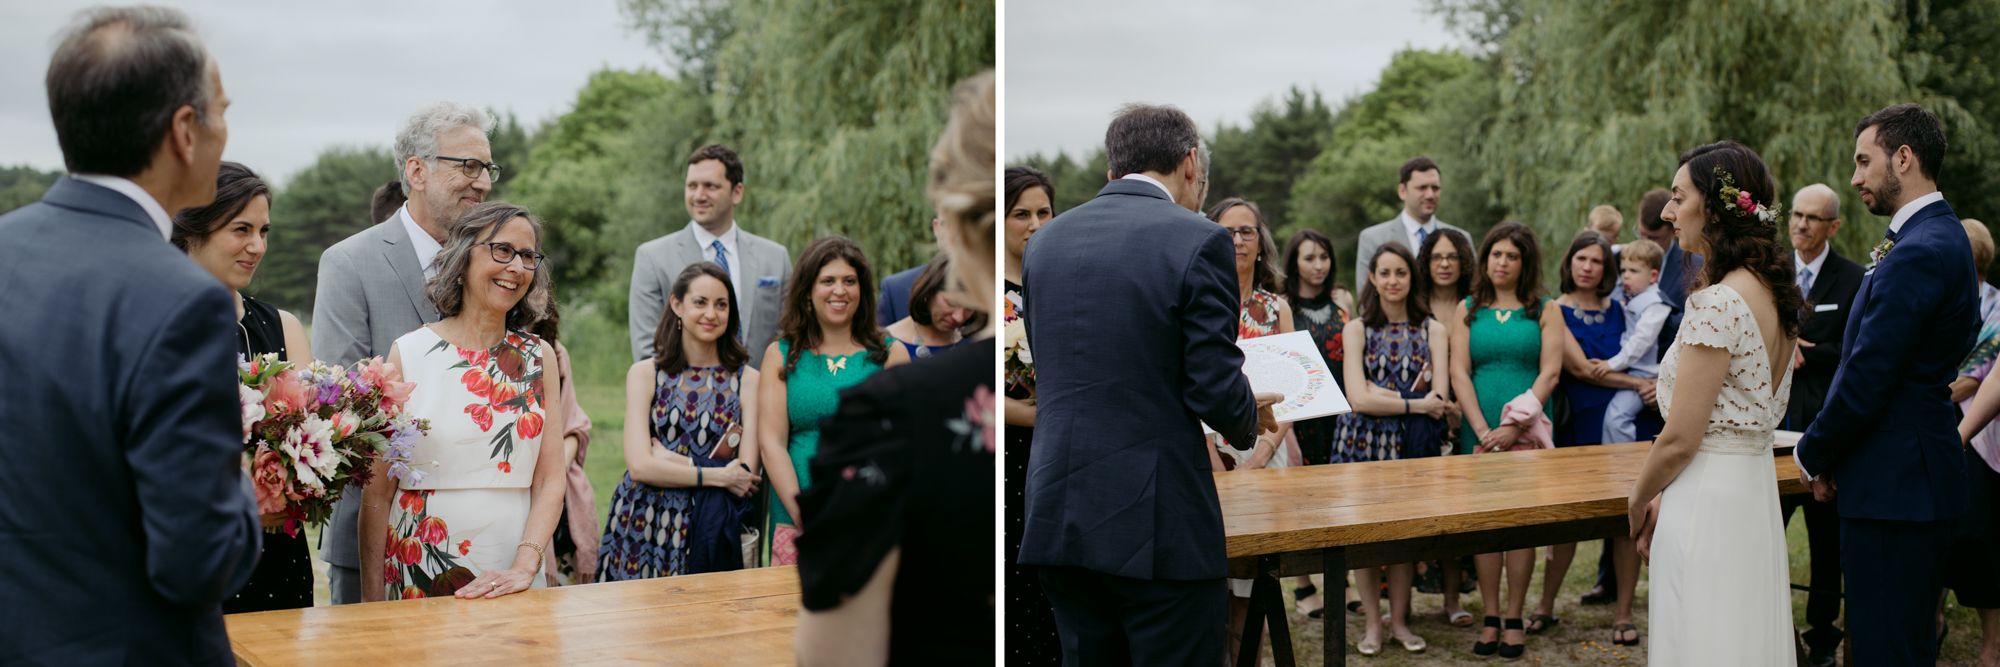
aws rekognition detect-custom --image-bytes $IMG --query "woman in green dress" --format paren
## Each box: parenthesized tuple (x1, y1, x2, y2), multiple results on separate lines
(1447, 221, 1563, 660)
(759, 237, 911, 566)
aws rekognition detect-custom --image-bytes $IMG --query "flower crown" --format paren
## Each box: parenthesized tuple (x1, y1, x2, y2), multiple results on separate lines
(1714, 166, 1783, 223)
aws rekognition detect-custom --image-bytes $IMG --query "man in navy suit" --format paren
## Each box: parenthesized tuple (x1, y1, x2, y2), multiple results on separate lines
(1019, 104, 1278, 666)
(1796, 103, 1979, 665)
(0, 8, 261, 666)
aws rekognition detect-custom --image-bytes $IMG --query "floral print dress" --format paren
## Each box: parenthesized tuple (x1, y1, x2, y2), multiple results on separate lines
(597, 365, 744, 580)
(384, 326, 547, 599)
(1289, 290, 1347, 465)
(1213, 289, 1285, 470)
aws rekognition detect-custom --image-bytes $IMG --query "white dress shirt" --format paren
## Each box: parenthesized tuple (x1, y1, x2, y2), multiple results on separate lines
(691, 220, 744, 301)
(396, 205, 444, 280)
(1120, 173, 1175, 200)
(71, 174, 171, 241)
(1887, 191, 1946, 236)
(1794, 246, 1831, 297)
(1399, 209, 1441, 254)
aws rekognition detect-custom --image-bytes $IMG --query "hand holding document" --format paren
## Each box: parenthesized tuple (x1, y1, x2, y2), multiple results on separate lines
(1207, 331, 1351, 434)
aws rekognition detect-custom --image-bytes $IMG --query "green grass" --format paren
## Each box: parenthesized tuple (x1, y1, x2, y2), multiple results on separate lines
(1258, 515, 1991, 665)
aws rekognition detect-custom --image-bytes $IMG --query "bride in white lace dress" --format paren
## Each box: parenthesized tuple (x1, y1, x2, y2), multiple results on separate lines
(1630, 141, 1804, 666)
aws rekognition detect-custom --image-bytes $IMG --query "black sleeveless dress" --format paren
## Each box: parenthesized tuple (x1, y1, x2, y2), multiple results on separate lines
(223, 296, 314, 613)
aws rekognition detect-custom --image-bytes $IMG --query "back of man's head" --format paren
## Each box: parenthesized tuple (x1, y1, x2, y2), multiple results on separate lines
(1587, 205, 1623, 237)
(1638, 189, 1672, 232)
(1105, 104, 1200, 179)
(47, 5, 212, 177)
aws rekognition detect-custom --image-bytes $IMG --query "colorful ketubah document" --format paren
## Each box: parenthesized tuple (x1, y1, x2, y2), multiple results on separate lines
(1204, 330, 1349, 433)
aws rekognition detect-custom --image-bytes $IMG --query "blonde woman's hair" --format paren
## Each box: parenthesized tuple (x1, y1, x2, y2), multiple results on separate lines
(927, 70, 996, 317)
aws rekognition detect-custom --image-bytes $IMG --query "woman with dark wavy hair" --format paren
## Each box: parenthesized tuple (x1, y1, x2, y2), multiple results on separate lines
(1628, 140, 1802, 665)
(1000, 164, 1060, 665)
(757, 236, 909, 566)
(1447, 221, 1564, 659)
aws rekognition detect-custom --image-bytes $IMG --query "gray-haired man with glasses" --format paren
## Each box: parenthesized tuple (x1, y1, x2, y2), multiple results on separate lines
(311, 101, 497, 604)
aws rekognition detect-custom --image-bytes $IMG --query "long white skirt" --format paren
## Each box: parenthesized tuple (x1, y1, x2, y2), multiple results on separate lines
(384, 487, 547, 599)
(1648, 449, 1796, 666)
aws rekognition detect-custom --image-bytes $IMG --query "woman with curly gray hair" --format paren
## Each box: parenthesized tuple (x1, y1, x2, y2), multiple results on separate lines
(358, 201, 567, 602)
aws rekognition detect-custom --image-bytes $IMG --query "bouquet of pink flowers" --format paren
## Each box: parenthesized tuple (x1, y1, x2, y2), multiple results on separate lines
(238, 353, 430, 536)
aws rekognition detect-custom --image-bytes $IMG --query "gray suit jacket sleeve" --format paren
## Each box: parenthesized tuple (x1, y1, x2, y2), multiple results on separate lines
(631, 246, 667, 362)
(312, 244, 371, 368)
(129, 285, 262, 605)
(1356, 223, 1384, 290)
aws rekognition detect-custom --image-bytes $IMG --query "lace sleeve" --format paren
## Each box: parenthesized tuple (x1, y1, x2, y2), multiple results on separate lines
(1674, 287, 1745, 355)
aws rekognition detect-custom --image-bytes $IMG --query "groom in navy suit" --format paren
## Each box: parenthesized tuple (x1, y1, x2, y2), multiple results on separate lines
(1796, 103, 1978, 665)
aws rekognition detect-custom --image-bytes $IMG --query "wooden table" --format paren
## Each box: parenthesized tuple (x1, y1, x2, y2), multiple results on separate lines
(1219, 438, 1810, 666)
(228, 566, 800, 666)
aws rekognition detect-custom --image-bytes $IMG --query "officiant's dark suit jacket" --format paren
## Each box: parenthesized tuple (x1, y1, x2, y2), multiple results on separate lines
(0, 179, 262, 666)
(1797, 199, 1975, 521)
(1017, 179, 1260, 581)
(1786, 248, 1865, 430)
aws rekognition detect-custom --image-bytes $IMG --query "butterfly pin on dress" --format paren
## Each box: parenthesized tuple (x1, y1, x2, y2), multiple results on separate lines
(826, 356, 848, 375)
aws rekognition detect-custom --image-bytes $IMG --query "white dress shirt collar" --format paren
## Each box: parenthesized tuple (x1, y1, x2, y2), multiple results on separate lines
(1399, 209, 1440, 250)
(396, 204, 444, 280)
(690, 220, 745, 298)
(1794, 247, 1830, 286)
(1119, 173, 1175, 200)
(71, 174, 172, 241)
(1888, 191, 1946, 235)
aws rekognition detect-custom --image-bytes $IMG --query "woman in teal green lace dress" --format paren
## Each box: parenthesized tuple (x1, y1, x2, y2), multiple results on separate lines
(759, 237, 910, 566)
(1447, 222, 1563, 660)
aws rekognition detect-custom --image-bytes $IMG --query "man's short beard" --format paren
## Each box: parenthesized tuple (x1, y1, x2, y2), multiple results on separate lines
(1866, 168, 1902, 217)
(428, 189, 467, 227)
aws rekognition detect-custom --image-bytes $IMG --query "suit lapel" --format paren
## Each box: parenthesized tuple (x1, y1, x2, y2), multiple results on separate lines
(1807, 250, 1842, 304)
(380, 220, 437, 323)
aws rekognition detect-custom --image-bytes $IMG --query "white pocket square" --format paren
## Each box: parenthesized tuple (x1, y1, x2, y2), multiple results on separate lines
(1814, 303, 1838, 312)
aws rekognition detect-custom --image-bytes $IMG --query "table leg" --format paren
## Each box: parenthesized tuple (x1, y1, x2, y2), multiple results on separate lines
(1261, 555, 1295, 667)
(1239, 576, 1267, 667)
(1325, 547, 1346, 667)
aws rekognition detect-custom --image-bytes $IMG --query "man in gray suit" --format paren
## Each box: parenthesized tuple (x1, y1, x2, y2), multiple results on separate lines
(311, 101, 497, 604)
(1354, 157, 1466, 289)
(630, 144, 791, 366)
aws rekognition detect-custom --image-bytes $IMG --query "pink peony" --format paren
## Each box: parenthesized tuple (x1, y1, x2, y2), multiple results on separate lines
(261, 369, 310, 415)
(250, 447, 291, 514)
(1736, 191, 1755, 213)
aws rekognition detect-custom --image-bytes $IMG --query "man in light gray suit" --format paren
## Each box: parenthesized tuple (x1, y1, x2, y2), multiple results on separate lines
(312, 101, 497, 604)
(1354, 156, 1466, 289)
(630, 144, 791, 366)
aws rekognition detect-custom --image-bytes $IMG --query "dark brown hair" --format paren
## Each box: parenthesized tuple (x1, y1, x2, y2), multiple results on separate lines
(907, 253, 953, 328)
(1416, 227, 1475, 305)
(425, 201, 552, 332)
(1206, 197, 1280, 293)
(1280, 228, 1341, 311)
(47, 6, 213, 177)
(1358, 243, 1431, 328)
(1466, 221, 1546, 324)
(688, 144, 744, 187)
(371, 178, 407, 223)
(529, 294, 562, 343)
(1638, 188, 1672, 232)
(1559, 230, 1616, 298)
(653, 262, 749, 374)
(1677, 141, 1804, 338)
(1005, 165, 1054, 211)
(1855, 103, 1946, 181)
(775, 236, 888, 380)
(171, 161, 268, 252)
(1399, 156, 1440, 185)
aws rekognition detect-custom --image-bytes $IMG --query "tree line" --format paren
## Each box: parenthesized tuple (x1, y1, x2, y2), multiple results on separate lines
(1019, 0, 2000, 285)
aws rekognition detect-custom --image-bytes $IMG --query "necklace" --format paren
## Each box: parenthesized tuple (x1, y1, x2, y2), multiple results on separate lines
(826, 356, 848, 375)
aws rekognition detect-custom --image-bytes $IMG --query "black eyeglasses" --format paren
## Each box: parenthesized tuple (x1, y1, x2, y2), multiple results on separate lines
(1227, 227, 1260, 241)
(1790, 210, 1837, 225)
(479, 242, 544, 270)
(430, 156, 502, 181)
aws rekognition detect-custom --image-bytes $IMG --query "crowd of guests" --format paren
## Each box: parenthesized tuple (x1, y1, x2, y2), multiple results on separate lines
(1007, 102, 2000, 666)
(0, 6, 994, 664)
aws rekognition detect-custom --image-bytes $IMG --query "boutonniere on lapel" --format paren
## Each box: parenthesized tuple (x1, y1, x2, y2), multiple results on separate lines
(1869, 237, 1895, 268)
(826, 356, 848, 375)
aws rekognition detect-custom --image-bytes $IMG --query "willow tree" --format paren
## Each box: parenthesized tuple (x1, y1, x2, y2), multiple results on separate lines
(1433, 0, 1995, 265)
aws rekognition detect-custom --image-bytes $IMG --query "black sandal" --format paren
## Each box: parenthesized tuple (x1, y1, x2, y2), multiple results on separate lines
(1498, 617, 1526, 660)
(1346, 600, 1363, 615)
(1295, 584, 1323, 618)
(1525, 613, 1559, 634)
(1472, 616, 1501, 656)
(1612, 623, 1640, 647)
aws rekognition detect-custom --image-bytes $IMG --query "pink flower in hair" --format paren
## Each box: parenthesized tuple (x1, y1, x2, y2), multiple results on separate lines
(1736, 190, 1755, 214)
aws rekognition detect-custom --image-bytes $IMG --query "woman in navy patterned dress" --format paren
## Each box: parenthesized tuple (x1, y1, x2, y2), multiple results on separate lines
(599, 263, 763, 579)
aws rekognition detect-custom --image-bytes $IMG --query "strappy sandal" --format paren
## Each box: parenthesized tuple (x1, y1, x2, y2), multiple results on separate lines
(1612, 623, 1640, 647)
(1295, 584, 1324, 618)
(1472, 616, 1501, 657)
(1447, 609, 1475, 627)
(1525, 613, 1560, 634)
(1498, 617, 1527, 660)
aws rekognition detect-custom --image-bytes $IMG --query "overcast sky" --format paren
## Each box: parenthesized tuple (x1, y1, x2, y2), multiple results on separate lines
(1, 1, 661, 185)
(1006, 0, 1461, 161)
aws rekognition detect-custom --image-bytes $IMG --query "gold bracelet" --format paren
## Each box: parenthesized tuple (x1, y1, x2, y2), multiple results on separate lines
(517, 541, 545, 562)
